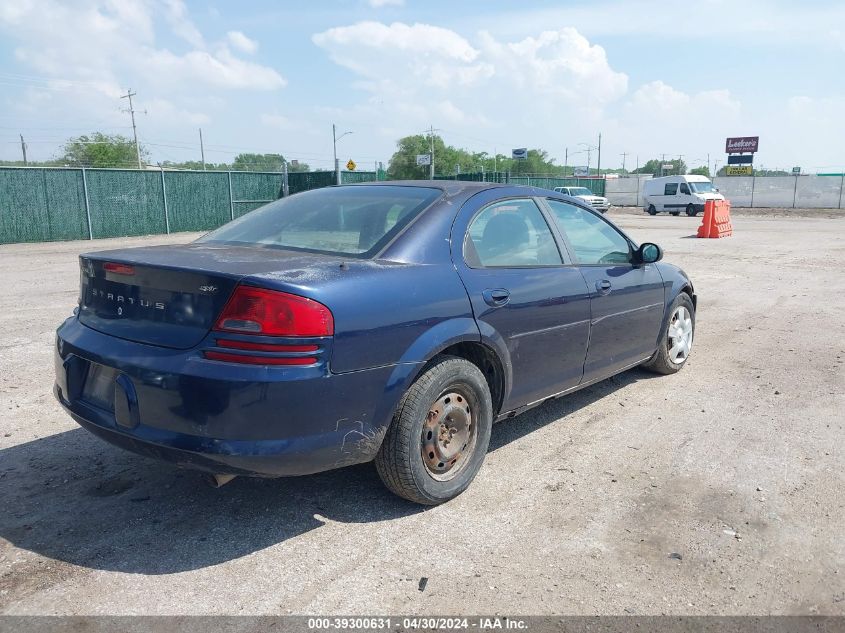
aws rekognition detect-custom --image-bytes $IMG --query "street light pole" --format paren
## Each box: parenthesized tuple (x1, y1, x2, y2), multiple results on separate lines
(332, 123, 353, 185)
(332, 123, 339, 185)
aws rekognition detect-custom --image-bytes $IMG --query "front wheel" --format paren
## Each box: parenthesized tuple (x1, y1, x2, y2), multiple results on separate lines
(642, 293, 695, 375)
(375, 356, 493, 505)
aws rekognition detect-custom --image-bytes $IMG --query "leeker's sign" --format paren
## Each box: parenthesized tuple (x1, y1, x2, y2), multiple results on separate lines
(725, 136, 759, 153)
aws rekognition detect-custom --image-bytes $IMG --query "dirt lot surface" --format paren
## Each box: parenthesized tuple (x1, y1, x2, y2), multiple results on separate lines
(1, 209, 843, 615)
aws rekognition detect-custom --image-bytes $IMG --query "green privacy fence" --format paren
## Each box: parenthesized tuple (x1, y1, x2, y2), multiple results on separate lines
(436, 171, 606, 196)
(0, 167, 379, 244)
(0, 167, 608, 244)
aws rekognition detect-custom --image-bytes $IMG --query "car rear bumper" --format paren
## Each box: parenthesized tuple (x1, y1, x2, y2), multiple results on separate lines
(54, 317, 407, 477)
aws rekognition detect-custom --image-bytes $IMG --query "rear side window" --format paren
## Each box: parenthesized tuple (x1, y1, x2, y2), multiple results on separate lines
(198, 185, 440, 257)
(546, 200, 631, 265)
(664, 183, 678, 195)
(465, 199, 562, 267)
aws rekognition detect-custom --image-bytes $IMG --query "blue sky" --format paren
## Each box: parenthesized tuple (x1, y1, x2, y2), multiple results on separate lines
(1, 0, 843, 173)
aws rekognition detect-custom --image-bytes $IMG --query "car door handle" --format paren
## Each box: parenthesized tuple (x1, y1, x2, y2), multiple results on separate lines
(482, 288, 510, 307)
(596, 279, 612, 295)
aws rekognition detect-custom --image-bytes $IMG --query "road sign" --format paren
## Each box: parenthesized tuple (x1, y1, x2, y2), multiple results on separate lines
(728, 155, 753, 165)
(346, 159, 356, 171)
(573, 166, 589, 176)
(416, 154, 431, 166)
(512, 148, 528, 160)
(792, 166, 801, 175)
(725, 136, 759, 153)
(726, 165, 753, 176)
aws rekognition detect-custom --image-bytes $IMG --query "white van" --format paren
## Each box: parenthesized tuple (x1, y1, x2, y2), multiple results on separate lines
(642, 175, 724, 216)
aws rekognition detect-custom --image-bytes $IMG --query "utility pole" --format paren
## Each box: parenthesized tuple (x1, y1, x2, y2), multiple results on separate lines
(199, 128, 206, 170)
(620, 151, 629, 174)
(121, 89, 143, 169)
(597, 132, 602, 177)
(19, 134, 27, 165)
(564, 147, 568, 177)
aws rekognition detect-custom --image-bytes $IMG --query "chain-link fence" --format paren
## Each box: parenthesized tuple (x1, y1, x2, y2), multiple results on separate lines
(0, 167, 378, 244)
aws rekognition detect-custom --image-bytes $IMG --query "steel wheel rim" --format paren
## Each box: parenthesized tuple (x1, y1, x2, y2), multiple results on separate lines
(667, 306, 693, 363)
(421, 388, 477, 481)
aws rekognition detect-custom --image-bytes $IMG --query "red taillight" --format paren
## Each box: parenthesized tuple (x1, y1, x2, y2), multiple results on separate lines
(214, 286, 333, 337)
(103, 262, 135, 275)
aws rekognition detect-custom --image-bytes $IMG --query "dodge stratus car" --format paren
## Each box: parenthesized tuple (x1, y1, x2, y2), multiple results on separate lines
(55, 182, 696, 504)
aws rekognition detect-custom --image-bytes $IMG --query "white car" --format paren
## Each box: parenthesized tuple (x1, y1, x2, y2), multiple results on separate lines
(642, 175, 725, 216)
(553, 186, 610, 213)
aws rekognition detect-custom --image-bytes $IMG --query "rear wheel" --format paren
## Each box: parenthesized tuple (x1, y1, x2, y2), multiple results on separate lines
(375, 356, 493, 505)
(686, 204, 697, 217)
(670, 211, 680, 216)
(647, 205, 657, 216)
(642, 293, 695, 375)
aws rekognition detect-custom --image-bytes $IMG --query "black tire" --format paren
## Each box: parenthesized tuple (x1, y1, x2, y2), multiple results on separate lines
(686, 204, 697, 217)
(375, 356, 493, 505)
(670, 211, 680, 216)
(642, 293, 696, 375)
(647, 205, 657, 216)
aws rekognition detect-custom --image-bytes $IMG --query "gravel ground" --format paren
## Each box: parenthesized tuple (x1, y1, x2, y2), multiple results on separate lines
(0, 209, 843, 615)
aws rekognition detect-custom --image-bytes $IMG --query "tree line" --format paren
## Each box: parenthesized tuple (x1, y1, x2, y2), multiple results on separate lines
(1, 130, 795, 178)
(0, 132, 311, 172)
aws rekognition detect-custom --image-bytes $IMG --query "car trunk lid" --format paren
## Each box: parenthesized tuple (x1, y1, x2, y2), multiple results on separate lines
(77, 243, 347, 349)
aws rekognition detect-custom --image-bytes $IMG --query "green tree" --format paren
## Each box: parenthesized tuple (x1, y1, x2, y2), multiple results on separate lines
(689, 166, 710, 177)
(387, 134, 565, 179)
(59, 133, 148, 168)
(231, 153, 309, 172)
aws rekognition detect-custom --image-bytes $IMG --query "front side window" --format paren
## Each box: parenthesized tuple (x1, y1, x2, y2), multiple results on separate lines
(546, 200, 631, 265)
(465, 199, 562, 267)
(664, 183, 679, 195)
(680, 183, 691, 195)
(198, 185, 440, 257)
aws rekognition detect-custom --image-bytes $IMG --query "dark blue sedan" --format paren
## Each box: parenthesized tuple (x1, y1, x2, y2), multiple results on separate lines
(54, 182, 696, 504)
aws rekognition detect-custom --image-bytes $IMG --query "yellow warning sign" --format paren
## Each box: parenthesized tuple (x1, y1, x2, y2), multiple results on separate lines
(346, 159, 356, 171)
(726, 165, 752, 176)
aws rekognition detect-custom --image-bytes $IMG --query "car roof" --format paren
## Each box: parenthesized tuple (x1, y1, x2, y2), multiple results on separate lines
(343, 179, 507, 194)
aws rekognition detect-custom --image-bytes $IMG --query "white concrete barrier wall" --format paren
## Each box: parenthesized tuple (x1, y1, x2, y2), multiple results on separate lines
(606, 175, 844, 209)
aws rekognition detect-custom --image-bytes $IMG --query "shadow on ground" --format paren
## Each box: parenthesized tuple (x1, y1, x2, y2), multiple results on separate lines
(0, 369, 651, 575)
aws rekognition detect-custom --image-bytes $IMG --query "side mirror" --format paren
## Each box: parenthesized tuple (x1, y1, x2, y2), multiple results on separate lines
(636, 242, 663, 264)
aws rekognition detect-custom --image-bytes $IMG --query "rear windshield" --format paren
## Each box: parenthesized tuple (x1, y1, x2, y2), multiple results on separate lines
(198, 185, 441, 257)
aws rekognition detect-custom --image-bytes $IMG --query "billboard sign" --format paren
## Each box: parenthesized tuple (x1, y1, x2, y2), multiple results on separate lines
(727, 154, 754, 165)
(415, 154, 431, 166)
(573, 166, 589, 176)
(725, 136, 759, 153)
(726, 165, 753, 176)
(512, 148, 528, 160)
(792, 166, 801, 175)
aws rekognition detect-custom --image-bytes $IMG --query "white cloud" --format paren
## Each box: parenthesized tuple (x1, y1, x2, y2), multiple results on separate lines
(0, 0, 287, 162)
(227, 30, 259, 54)
(313, 21, 628, 151)
(367, 0, 405, 7)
